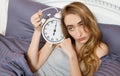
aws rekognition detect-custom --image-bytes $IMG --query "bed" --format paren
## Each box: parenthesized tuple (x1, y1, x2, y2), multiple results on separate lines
(0, 0, 120, 76)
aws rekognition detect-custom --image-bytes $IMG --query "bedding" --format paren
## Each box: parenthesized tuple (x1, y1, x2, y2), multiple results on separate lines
(95, 54, 120, 76)
(0, 0, 120, 76)
(0, 0, 60, 75)
(0, 34, 33, 76)
(99, 24, 120, 56)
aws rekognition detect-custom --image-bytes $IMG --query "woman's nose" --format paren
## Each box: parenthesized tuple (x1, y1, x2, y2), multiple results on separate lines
(75, 28, 82, 37)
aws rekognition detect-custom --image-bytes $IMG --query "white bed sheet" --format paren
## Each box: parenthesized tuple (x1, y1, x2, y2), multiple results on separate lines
(0, 0, 9, 35)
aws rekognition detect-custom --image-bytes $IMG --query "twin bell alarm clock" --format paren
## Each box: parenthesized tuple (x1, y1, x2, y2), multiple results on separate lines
(41, 8, 65, 44)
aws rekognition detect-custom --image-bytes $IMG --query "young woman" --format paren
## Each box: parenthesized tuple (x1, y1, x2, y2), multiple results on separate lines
(27, 2, 109, 76)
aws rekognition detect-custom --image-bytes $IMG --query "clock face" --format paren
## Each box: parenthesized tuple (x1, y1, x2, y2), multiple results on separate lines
(42, 18, 65, 44)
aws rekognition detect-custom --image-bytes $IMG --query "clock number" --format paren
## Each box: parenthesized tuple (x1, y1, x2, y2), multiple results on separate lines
(56, 38, 58, 41)
(51, 38, 54, 41)
(46, 36, 50, 39)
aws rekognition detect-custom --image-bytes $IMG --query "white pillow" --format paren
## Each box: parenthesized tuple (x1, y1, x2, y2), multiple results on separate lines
(0, 0, 9, 35)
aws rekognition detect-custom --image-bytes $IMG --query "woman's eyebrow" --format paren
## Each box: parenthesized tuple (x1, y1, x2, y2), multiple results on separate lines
(66, 25, 73, 28)
(78, 20, 83, 24)
(66, 20, 83, 27)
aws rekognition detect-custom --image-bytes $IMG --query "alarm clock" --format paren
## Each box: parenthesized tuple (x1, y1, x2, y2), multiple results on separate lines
(42, 12, 65, 44)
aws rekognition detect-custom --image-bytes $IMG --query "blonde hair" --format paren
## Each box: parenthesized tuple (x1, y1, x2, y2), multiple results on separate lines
(61, 2, 102, 76)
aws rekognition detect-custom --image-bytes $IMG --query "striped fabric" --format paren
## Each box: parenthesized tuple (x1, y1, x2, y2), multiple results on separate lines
(0, 34, 34, 76)
(95, 54, 120, 76)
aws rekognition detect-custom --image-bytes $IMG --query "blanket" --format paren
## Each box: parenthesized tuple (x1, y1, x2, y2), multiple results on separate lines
(0, 34, 34, 76)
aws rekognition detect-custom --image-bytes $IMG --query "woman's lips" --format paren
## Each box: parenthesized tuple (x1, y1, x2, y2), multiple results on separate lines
(78, 37, 86, 41)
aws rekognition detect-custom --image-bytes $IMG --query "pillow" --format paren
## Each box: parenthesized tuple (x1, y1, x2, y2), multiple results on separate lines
(6, 0, 60, 43)
(99, 23, 120, 56)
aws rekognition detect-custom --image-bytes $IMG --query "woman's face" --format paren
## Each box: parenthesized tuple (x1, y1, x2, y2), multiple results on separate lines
(64, 14, 91, 45)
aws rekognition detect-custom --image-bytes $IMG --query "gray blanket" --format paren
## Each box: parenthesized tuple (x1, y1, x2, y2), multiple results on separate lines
(0, 34, 34, 76)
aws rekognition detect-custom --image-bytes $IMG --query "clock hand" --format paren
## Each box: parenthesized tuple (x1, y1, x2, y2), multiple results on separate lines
(53, 29, 56, 36)
(53, 21, 57, 36)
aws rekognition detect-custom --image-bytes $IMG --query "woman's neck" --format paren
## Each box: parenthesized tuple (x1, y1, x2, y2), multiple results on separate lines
(75, 41, 83, 53)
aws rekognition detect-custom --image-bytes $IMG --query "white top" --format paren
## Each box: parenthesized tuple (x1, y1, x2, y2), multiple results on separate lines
(35, 47, 70, 76)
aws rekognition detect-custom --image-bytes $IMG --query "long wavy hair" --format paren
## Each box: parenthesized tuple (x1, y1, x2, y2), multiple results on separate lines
(61, 2, 102, 76)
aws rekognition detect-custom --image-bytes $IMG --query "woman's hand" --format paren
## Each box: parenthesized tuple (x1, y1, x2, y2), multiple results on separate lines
(31, 10, 42, 32)
(59, 38, 77, 58)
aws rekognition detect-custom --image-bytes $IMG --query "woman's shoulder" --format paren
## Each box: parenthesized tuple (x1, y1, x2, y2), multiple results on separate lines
(96, 42, 109, 58)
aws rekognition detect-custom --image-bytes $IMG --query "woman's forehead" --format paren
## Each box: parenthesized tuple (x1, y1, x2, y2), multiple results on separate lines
(64, 14, 82, 26)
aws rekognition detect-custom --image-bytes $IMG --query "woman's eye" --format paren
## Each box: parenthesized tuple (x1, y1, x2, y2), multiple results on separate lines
(67, 27, 74, 31)
(80, 23, 84, 25)
(79, 23, 84, 27)
(79, 21, 84, 27)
